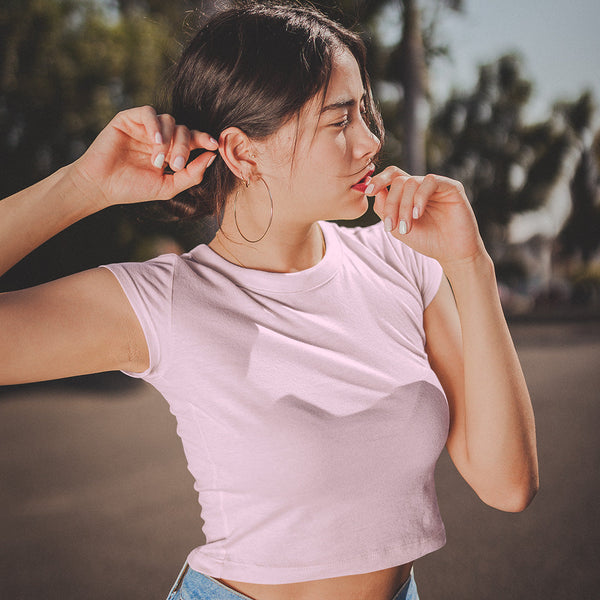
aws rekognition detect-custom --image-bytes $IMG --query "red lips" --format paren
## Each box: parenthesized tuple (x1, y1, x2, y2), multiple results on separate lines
(351, 166, 376, 193)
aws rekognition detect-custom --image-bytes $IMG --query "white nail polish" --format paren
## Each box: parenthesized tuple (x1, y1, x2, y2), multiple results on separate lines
(154, 132, 163, 145)
(413, 207, 419, 220)
(153, 153, 165, 169)
(173, 156, 185, 171)
(384, 217, 393, 232)
(398, 220, 408, 235)
(365, 183, 374, 195)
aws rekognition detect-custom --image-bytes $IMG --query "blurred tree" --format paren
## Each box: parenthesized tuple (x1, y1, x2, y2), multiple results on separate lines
(560, 148, 600, 264)
(314, 0, 463, 175)
(0, 0, 182, 196)
(557, 92, 600, 266)
(428, 53, 574, 253)
(2, 0, 597, 303)
(392, 0, 429, 175)
(382, 0, 464, 174)
(0, 0, 207, 291)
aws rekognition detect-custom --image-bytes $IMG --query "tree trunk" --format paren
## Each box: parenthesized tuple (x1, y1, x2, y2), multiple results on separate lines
(399, 0, 428, 175)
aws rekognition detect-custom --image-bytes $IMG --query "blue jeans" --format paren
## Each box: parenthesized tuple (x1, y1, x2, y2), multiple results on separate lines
(166, 563, 419, 600)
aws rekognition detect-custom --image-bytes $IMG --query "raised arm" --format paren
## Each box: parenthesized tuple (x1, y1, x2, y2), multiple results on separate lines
(1, 106, 217, 276)
(371, 169, 539, 512)
(0, 106, 218, 385)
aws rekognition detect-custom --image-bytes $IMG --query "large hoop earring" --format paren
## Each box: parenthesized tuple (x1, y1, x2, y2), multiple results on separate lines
(234, 177, 273, 243)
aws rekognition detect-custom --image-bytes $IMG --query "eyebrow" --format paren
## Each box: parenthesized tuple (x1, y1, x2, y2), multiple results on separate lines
(320, 92, 366, 114)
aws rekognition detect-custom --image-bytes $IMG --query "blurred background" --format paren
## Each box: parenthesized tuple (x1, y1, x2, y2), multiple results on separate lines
(1, 1, 599, 598)
(1, 0, 599, 313)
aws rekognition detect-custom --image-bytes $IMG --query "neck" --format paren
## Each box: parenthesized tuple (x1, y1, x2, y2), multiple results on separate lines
(209, 213, 325, 274)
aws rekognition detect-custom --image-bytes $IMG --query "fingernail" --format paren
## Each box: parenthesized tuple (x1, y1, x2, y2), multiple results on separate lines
(398, 220, 408, 235)
(173, 155, 185, 171)
(155, 132, 163, 145)
(209, 137, 218, 146)
(206, 154, 216, 168)
(384, 216, 393, 232)
(413, 206, 419, 220)
(153, 153, 165, 168)
(365, 183, 374, 195)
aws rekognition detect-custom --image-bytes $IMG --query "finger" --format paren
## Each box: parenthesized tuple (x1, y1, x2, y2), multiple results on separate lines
(190, 130, 220, 151)
(168, 125, 192, 172)
(412, 174, 439, 221)
(125, 106, 168, 169)
(382, 176, 408, 232)
(369, 166, 410, 196)
(112, 106, 163, 151)
(165, 151, 217, 198)
(152, 114, 176, 169)
(372, 187, 387, 220)
(133, 105, 161, 144)
(397, 177, 419, 235)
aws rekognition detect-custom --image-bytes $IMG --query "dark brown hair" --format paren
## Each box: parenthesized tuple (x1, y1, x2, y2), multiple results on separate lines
(168, 2, 383, 220)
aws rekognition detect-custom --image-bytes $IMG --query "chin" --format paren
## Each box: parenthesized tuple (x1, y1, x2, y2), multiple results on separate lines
(344, 193, 370, 219)
(320, 192, 369, 222)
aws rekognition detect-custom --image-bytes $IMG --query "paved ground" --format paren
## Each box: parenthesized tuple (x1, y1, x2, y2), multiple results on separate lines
(1, 320, 599, 599)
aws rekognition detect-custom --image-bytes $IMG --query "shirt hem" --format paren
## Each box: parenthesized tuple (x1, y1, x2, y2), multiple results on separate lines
(186, 532, 446, 585)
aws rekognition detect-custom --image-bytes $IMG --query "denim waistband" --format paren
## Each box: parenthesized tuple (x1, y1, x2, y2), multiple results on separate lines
(391, 568, 418, 600)
(167, 564, 419, 600)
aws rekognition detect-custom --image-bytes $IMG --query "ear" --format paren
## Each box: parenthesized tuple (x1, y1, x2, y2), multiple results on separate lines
(218, 127, 257, 185)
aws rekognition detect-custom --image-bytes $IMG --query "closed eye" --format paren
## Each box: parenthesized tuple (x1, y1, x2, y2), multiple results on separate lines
(332, 102, 369, 129)
(332, 116, 350, 128)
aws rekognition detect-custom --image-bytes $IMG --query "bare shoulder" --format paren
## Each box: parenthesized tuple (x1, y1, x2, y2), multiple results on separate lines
(0, 267, 149, 386)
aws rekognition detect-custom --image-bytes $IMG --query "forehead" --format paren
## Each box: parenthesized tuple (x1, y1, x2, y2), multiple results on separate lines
(322, 49, 364, 105)
(265, 49, 364, 156)
(300, 48, 364, 121)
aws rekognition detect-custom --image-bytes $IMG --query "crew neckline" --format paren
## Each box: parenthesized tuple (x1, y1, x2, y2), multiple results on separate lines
(189, 221, 341, 293)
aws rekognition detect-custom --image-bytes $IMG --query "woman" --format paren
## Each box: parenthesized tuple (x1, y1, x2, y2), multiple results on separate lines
(0, 4, 538, 600)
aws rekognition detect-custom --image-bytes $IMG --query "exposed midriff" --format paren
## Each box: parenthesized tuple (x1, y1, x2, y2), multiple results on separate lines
(216, 562, 414, 600)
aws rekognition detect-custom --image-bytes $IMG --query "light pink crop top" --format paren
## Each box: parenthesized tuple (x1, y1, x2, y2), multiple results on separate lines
(103, 220, 448, 584)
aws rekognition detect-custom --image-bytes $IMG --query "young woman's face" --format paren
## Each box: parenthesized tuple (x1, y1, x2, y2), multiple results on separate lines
(257, 49, 380, 225)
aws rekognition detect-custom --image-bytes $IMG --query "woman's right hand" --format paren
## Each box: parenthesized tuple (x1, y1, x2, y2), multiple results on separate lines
(70, 106, 219, 210)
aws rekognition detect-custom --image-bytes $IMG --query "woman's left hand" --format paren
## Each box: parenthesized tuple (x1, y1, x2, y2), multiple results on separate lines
(370, 167, 486, 268)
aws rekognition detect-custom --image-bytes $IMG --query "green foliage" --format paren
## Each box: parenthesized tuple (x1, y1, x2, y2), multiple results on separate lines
(559, 142, 600, 265)
(429, 54, 577, 248)
(2, 0, 598, 294)
(0, 0, 202, 291)
(0, 0, 183, 195)
(312, 0, 389, 27)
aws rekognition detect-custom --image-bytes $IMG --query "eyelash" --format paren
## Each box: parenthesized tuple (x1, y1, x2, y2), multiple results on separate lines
(333, 117, 350, 128)
(333, 107, 369, 129)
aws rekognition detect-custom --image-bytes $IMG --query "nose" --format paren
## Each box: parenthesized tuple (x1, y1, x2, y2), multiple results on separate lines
(354, 118, 381, 162)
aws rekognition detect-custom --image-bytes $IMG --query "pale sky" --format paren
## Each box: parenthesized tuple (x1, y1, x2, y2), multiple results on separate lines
(435, 0, 600, 121)
(435, 0, 600, 241)
(379, 0, 600, 123)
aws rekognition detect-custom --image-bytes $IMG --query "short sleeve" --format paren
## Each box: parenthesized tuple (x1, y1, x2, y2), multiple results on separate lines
(100, 254, 177, 380)
(411, 249, 444, 308)
(345, 221, 444, 309)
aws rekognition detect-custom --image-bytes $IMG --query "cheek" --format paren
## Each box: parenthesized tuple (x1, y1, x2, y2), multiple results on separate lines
(312, 136, 349, 179)
(280, 133, 350, 195)
(322, 131, 348, 158)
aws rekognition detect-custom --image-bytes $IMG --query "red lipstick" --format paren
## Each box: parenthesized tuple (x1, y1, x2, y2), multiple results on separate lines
(351, 166, 376, 193)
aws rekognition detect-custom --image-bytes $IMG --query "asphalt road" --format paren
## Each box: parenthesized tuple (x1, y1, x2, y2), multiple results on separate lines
(1, 320, 599, 599)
